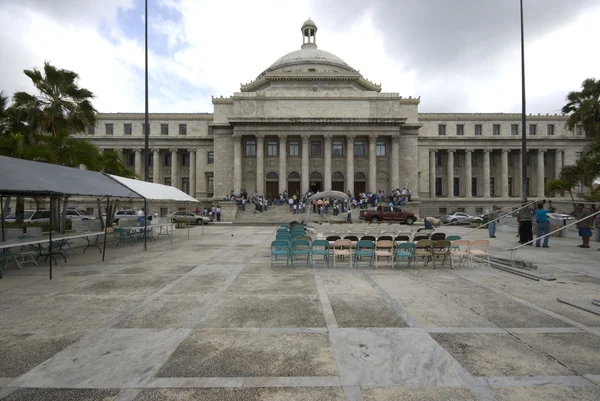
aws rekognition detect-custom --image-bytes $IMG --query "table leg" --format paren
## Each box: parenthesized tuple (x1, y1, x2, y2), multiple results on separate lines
(83, 235, 102, 254)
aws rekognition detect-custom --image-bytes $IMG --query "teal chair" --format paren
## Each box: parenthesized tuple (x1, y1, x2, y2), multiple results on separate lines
(353, 240, 375, 268)
(446, 235, 462, 251)
(271, 240, 290, 266)
(276, 233, 292, 241)
(290, 239, 311, 266)
(394, 243, 416, 268)
(311, 239, 330, 267)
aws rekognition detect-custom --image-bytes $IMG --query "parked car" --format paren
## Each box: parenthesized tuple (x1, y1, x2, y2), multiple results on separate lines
(112, 210, 139, 224)
(167, 211, 210, 225)
(440, 212, 483, 225)
(4, 210, 51, 223)
(359, 206, 417, 225)
(64, 209, 96, 220)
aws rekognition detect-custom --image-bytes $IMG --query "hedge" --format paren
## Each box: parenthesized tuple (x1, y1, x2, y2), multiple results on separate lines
(2, 220, 72, 233)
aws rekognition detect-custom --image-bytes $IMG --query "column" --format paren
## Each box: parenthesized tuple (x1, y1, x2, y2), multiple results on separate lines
(368, 134, 377, 192)
(398, 130, 419, 198)
(390, 136, 400, 191)
(537, 149, 545, 197)
(554, 149, 562, 179)
(170, 148, 178, 188)
(278, 135, 287, 195)
(301, 135, 310, 193)
(483, 149, 491, 198)
(152, 149, 160, 184)
(464, 149, 473, 198)
(516, 150, 523, 198)
(134, 149, 142, 179)
(346, 135, 355, 195)
(324, 134, 332, 191)
(189, 148, 196, 197)
(446, 150, 455, 198)
(501, 149, 509, 198)
(233, 135, 242, 194)
(196, 149, 206, 196)
(256, 134, 264, 195)
(429, 149, 436, 198)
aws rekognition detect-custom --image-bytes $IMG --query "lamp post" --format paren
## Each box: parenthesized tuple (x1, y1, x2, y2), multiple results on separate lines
(143, 0, 150, 250)
(520, 0, 528, 203)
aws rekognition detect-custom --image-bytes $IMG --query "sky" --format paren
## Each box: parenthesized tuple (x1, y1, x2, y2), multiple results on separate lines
(1, 0, 598, 114)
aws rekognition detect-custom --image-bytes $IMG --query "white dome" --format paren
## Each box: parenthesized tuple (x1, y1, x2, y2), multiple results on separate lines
(264, 48, 357, 74)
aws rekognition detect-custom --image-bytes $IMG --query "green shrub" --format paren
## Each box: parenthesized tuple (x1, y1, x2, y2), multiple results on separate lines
(2, 221, 72, 232)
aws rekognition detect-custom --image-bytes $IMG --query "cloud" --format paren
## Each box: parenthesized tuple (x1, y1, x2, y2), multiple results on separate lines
(1, 0, 598, 115)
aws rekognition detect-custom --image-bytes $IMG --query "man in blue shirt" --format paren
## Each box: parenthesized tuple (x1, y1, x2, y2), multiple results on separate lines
(535, 201, 552, 248)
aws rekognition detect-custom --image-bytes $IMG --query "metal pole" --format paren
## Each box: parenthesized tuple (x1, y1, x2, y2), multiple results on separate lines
(1, 196, 4, 279)
(143, 0, 150, 251)
(49, 195, 53, 280)
(201, 201, 204, 235)
(102, 197, 109, 262)
(187, 201, 190, 240)
(520, 0, 528, 203)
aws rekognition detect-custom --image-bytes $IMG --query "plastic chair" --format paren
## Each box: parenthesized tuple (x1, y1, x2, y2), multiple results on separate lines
(353, 240, 374, 268)
(414, 239, 434, 267)
(432, 240, 453, 269)
(114, 227, 134, 246)
(311, 239, 330, 267)
(271, 240, 290, 266)
(468, 240, 490, 269)
(290, 239, 311, 265)
(332, 239, 353, 269)
(394, 243, 416, 269)
(374, 240, 394, 269)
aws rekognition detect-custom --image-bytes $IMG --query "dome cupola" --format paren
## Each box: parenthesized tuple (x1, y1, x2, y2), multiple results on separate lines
(301, 19, 318, 49)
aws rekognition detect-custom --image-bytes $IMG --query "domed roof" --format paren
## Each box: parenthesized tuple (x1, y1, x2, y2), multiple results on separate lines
(264, 47, 356, 74)
(302, 18, 317, 30)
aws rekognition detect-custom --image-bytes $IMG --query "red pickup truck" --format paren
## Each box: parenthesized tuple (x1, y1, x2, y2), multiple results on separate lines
(359, 206, 417, 225)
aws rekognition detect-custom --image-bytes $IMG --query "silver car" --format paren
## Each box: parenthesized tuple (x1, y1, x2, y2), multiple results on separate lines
(440, 212, 483, 225)
(168, 211, 210, 225)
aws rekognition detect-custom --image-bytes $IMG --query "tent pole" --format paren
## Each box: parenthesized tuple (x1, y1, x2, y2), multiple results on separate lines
(102, 196, 109, 262)
(49, 195, 53, 280)
(187, 201, 190, 240)
(201, 201, 204, 236)
(144, 197, 148, 251)
(171, 200, 173, 245)
(1, 196, 4, 279)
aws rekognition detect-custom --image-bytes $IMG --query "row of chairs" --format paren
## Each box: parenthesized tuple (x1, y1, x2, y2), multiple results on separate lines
(319, 233, 455, 243)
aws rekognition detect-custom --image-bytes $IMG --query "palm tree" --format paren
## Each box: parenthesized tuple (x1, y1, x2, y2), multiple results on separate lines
(10, 62, 97, 136)
(562, 78, 600, 139)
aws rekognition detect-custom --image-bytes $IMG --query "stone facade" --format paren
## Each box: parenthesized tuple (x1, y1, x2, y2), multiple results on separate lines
(76, 20, 589, 216)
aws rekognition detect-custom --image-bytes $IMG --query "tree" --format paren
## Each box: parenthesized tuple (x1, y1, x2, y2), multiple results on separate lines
(562, 78, 600, 139)
(10, 62, 97, 136)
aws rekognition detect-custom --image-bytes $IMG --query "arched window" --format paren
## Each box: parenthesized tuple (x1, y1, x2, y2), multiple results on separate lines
(288, 172, 300, 180)
(354, 172, 366, 180)
(332, 172, 344, 181)
(310, 172, 322, 180)
(266, 172, 278, 180)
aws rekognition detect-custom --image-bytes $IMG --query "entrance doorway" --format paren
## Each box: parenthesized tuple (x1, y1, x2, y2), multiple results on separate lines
(332, 172, 344, 192)
(287, 172, 301, 197)
(266, 172, 279, 201)
(310, 172, 322, 193)
(354, 172, 366, 197)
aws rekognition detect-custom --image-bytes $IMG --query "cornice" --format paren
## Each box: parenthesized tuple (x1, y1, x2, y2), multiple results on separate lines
(227, 117, 408, 126)
(97, 112, 213, 120)
(418, 113, 567, 121)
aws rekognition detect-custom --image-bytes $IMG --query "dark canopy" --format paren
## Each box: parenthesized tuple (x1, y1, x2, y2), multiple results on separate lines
(0, 156, 141, 198)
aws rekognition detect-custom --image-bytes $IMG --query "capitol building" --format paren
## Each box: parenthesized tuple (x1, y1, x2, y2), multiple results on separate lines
(82, 20, 588, 217)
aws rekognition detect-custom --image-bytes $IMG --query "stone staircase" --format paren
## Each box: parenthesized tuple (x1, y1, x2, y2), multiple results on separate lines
(232, 204, 347, 224)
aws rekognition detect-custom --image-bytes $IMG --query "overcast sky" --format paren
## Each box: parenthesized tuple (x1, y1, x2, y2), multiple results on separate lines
(1, 0, 598, 114)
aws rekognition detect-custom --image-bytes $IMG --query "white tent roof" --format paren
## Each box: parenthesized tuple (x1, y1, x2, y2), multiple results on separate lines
(107, 174, 199, 202)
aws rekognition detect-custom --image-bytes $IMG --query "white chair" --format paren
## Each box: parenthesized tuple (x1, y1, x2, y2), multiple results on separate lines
(468, 240, 490, 269)
(332, 239, 353, 269)
(374, 240, 394, 269)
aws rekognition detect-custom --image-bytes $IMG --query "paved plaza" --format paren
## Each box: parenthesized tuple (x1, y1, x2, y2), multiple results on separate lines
(1, 224, 600, 401)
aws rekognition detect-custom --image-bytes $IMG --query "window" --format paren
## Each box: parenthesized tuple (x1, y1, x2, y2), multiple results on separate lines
(311, 140, 322, 157)
(124, 123, 132, 135)
(267, 140, 278, 156)
(435, 177, 442, 196)
(207, 151, 214, 164)
(456, 125, 464, 136)
(164, 177, 171, 186)
(490, 177, 495, 197)
(439, 208, 447, 216)
(457, 208, 465, 213)
(160, 207, 168, 217)
(179, 124, 187, 135)
(181, 178, 190, 194)
(475, 207, 483, 215)
(508, 177, 513, 197)
(161, 124, 169, 136)
(438, 125, 446, 136)
(472, 178, 477, 197)
(127, 152, 135, 168)
(207, 175, 214, 195)
(575, 152, 582, 162)
(87, 126, 95, 135)
(181, 152, 190, 167)
(474, 124, 482, 136)
(453, 177, 460, 196)
(105, 123, 113, 135)
(493, 124, 500, 136)
(547, 124, 554, 136)
(376, 141, 386, 156)
(289, 141, 299, 156)
(576, 125, 583, 136)
(529, 124, 537, 136)
(332, 140, 344, 156)
(143, 123, 150, 135)
(354, 141, 365, 157)
(511, 124, 518, 136)
(164, 153, 171, 167)
(245, 140, 256, 157)
(435, 152, 442, 167)
(86, 207, 94, 215)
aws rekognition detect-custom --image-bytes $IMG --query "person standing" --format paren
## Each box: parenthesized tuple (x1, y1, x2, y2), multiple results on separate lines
(216, 206, 221, 222)
(535, 201, 551, 248)
(573, 203, 592, 248)
(487, 206, 499, 238)
(346, 208, 352, 223)
(518, 202, 533, 245)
